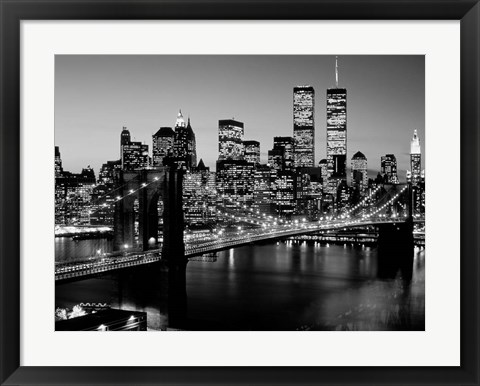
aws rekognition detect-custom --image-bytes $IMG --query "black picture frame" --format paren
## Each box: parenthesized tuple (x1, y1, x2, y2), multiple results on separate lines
(1, 1, 479, 385)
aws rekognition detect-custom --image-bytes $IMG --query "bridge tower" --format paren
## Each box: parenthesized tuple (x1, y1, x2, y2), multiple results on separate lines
(113, 167, 187, 329)
(113, 167, 184, 255)
(376, 183, 415, 281)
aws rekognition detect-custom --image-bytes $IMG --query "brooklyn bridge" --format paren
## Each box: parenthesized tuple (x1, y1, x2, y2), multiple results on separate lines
(55, 167, 424, 330)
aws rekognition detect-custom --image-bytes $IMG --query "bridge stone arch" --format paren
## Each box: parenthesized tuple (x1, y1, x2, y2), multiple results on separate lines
(113, 167, 185, 260)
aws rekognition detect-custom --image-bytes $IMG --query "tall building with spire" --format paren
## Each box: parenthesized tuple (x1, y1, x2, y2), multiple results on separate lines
(293, 86, 315, 167)
(326, 57, 347, 195)
(175, 109, 186, 128)
(173, 110, 197, 169)
(410, 129, 422, 186)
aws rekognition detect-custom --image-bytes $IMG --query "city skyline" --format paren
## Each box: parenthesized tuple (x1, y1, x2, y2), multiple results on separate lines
(55, 54, 426, 332)
(55, 55, 425, 179)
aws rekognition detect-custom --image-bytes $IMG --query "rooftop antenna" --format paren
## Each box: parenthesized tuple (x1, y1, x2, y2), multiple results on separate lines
(335, 56, 339, 88)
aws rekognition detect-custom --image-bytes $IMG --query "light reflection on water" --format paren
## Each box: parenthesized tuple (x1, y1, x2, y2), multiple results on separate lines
(55, 237, 113, 262)
(185, 243, 425, 331)
(55, 238, 425, 331)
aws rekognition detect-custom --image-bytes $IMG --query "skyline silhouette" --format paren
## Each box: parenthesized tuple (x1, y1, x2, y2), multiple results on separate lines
(55, 55, 425, 179)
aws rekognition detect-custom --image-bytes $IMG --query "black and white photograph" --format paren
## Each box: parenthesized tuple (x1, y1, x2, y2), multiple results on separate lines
(54, 55, 425, 331)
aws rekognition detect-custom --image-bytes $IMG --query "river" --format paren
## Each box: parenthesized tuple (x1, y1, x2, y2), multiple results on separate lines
(55, 237, 425, 330)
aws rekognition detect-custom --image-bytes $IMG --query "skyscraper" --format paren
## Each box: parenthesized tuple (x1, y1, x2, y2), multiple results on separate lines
(318, 159, 328, 192)
(183, 160, 217, 225)
(243, 140, 260, 164)
(55, 146, 63, 177)
(175, 110, 186, 128)
(410, 129, 422, 186)
(173, 111, 197, 169)
(122, 142, 149, 170)
(216, 159, 255, 206)
(218, 119, 245, 161)
(253, 164, 276, 215)
(274, 171, 296, 216)
(120, 127, 149, 170)
(293, 86, 315, 167)
(326, 57, 347, 195)
(152, 127, 174, 167)
(273, 136, 295, 171)
(381, 154, 399, 184)
(267, 148, 284, 172)
(98, 159, 121, 185)
(351, 151, 368, 194)
(120, 126, 131, 155)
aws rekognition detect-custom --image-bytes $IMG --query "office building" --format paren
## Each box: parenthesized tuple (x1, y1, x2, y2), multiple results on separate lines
(351, 151, 368, 194)
(326, 57, 347, 195)
(152, 127, 175, 167)
(183, 160, 217, 225)
(122, 141, 149, 170)
(318, 159, 328, 192)
(55, 146, 63, 177)
(410, 129, 422, 186)
(243, 140, 260, 164)
(293, 86, 315, 167)
(173, 111, 197, 169)
(218, 119, 245, 161)
(381, 154, 399, 184)
(267, 148, 284, 172)
(216, 159, 255, 207)
(253, 164, 276, 215)
(273, 136, 295, 171)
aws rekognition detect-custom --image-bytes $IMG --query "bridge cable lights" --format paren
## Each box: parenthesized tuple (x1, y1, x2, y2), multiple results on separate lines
(84, 174, 164, 218)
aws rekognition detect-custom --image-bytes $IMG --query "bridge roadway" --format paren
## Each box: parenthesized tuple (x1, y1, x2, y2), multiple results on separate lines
(55, 216, 421, 282)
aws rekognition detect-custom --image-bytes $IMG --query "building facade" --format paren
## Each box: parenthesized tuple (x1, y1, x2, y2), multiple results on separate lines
(410, 129, 422, 186)
(267, 148, 284, 172)
(351, 151, 368, 195)
(381, 154, 399, 184)
(55, 167, 96, 225)
(253, 164, 276, 215)
(243, 140, 260, 164)
(55, 146, 63, 177)
(173, 112, 197, 170)
(293, 86, 315, 168)
(152, 127, 174, 167)
(326, 58, 347, 196)
(218, 119, 245, 161)
(119, 126, 149, 170)
(273, 136, 295, 171)
(183, 160, 217, 226)
(122, 142, 149, 170)
(216, 159, 255, 207)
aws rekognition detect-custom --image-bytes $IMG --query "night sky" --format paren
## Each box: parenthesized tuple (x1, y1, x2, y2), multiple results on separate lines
(55, 55, 424, 180)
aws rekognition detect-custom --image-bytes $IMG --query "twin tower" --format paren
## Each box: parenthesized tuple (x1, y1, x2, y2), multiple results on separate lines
(293, 57, 347, 196)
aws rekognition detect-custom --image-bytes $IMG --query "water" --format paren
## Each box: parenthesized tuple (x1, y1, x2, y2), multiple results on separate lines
(55, 238, 425, 330)
(55, 237, 113, 262)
